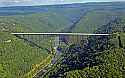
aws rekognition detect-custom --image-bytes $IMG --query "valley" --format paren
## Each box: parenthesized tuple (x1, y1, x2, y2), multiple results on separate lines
(0, 2, 125, 78)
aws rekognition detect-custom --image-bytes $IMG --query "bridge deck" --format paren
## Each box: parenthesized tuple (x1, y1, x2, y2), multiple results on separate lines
(11, 33, 110, 36)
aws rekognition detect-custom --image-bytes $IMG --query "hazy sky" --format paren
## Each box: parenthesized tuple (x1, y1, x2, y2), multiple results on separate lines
(0, 0, 125, 7)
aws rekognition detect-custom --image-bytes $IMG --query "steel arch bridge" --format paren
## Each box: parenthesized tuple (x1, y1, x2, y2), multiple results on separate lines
(11, 32, 110, 53)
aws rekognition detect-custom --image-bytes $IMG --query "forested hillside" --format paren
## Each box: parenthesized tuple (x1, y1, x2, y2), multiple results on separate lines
(0, 2, 125, 78)
(0, 32, 48, 78)
(0, 2, 125, 32)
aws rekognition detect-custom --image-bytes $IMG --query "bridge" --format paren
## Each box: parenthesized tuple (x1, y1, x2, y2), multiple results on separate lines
(11, 33, 110, 35)
(11, 32, 110, 53)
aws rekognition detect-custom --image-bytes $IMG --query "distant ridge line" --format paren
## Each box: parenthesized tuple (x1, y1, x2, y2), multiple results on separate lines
(11, 33, 110, 36)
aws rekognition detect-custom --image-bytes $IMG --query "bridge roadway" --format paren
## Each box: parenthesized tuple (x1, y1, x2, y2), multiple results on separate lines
(11, 33, 110, 36)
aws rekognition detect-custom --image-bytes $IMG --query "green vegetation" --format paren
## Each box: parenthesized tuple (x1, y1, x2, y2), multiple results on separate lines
(25, 55, 53, 78)
(0, 17, 51, 77)
(0, 13, 69, 32)
(65, 48, 125, 78)
(64, 32, 125, 78)
(0, 32, 49, 78)
(73, 10, 122, 33)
